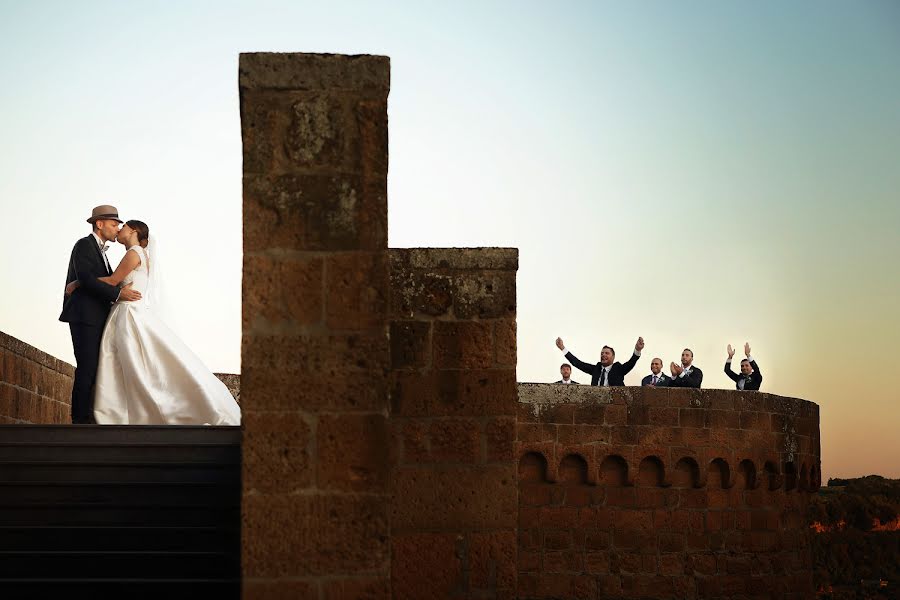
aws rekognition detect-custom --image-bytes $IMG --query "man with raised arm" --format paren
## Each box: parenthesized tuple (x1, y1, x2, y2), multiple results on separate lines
(669, 348, 703, 388)
(725, 342, 762, 391)
(555, 336, 644, 386)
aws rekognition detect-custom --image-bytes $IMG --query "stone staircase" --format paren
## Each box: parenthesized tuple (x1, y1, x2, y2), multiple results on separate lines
(0, 425, 240, 599)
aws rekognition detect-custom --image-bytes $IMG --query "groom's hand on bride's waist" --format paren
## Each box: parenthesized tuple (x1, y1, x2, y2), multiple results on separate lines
(118, 284, 142, 302)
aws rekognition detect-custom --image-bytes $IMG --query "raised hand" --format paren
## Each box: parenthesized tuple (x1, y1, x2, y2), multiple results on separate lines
(556, 337, 565, 351)
(670, 362, 683, 377)
(727, 344, 735, 359)
(744, 342, 751, 357)
(635, 337, 645, 352)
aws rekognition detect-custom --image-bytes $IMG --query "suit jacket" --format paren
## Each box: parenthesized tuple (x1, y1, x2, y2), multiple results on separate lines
(554, 380, 580, 385)
(669, 365, 703, 388)
(565, 351, 640, 387)
(59, 235, 120, 326)
(724, 360, 762, 391)
(641, 373, 671, 387)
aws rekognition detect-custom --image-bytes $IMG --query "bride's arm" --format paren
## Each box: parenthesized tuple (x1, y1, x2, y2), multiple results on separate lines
(98, 249, 141, 286)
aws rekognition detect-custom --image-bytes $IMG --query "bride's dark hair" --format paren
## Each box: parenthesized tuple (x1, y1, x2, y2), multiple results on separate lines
(126, 220, 150, 248)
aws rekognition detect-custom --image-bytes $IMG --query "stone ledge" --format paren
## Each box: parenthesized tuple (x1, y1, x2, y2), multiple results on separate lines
(518, 383, 817, 417)
(214, 373, 241, 403)
(391, 248, 519, 271)
(239, 53, 390, 92)
(0, 331, 74, 377)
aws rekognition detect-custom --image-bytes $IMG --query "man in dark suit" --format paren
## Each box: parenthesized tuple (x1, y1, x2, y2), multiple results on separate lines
(59, 205, 142, 423)
(555, 336, 644, 386)
(669, 348, 703, 388)
(724, 343, 762, 391)
(555, 363, 579, 384)
(641, 357, 671, 387)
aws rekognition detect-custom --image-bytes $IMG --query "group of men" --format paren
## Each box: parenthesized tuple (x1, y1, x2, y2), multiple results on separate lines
(554, 337, 762, 391)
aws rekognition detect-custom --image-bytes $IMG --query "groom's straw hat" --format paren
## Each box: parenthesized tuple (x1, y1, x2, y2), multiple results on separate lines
(87, 205, 123, 224)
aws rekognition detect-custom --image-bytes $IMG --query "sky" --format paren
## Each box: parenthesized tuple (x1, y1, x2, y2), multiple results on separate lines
(1, 1, 898, 479)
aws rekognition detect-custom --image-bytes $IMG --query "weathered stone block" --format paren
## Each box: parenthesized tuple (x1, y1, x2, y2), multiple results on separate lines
(431, 369, 517, 416)
(432, 321, 493, 369)
(242, 492, 389, 577)
(392, 465, 516, 531)
(680, 408, 708, 428)
(389, 320, 431, 369)
(244, 173, 386, 252)
(243, 254, 323, 328)
(427, 418, 480, 464)
(239, 53, 390, 92)
(322, 577, 390, 600)
(392, 533, 462, 600)
(325, 252, 388, 329)
(449, 271, 516, 320)
(317, 413, 390, 492)
(469, 530, 516, 591)
(241, 411, 314, 493)
(397, 419, 429, 464)
(388, 268, 454, 318)
(241, 333, 388, 412)
(493, 318, 517, 367)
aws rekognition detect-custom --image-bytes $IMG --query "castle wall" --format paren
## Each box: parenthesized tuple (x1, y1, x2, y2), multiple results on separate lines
(389, 248, 519, 599)
(0, 331, 240, 425)
(0, 331, 73, 423)
(516, 384, 820, 599)
(237, 51, 822, 600)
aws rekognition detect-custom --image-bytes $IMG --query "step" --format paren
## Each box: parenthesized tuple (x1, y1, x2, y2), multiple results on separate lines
(0, 550, 238, 579)
(0, 424, 241, 445)
(0, 579, 240, 600)
(0, 462, 239, 483)
(0, 444, 240, 463)
(0, 525, 238, 552)
(0, 481, 239, 508)
(0, 505, 240, 526)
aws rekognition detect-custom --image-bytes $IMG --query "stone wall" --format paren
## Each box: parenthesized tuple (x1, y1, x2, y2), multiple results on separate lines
(389, 248, 519, 599)
(0, 330, 240, 426)
(239, 52, 392, 599)
(0, 331, 73, 423)
(238, 51, 822, 600)
(516, 385, 820, 599)
(214, 373, 241, 404)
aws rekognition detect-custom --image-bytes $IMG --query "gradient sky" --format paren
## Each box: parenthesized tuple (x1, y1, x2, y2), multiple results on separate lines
(1, 1, 898, 480)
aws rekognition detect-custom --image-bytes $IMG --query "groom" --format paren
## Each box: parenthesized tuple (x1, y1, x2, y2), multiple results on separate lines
(59, 205, 142, 424)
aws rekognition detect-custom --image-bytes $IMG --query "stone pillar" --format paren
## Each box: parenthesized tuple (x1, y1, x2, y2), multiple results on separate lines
(239, 53, 391, 598)
(389, 248, 519, 599)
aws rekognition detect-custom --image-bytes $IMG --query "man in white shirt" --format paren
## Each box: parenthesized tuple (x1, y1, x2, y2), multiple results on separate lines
(724, 343, 762, 390)
(555, 363, 579, 384)
(641, 358, 671, 387)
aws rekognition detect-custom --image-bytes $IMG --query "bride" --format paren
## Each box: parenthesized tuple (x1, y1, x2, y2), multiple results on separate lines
(67, 220, 240, 425)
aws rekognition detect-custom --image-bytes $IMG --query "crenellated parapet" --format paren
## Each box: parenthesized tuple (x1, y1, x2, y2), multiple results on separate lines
(516, 384, 819, 599)
(517, 384, 820, 489)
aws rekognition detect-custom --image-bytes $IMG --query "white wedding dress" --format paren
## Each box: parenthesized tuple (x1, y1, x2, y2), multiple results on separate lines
(94, 245, 241, 425)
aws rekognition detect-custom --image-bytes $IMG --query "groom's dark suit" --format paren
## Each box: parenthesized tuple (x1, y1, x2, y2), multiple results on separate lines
(59, 235, 120, 423)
